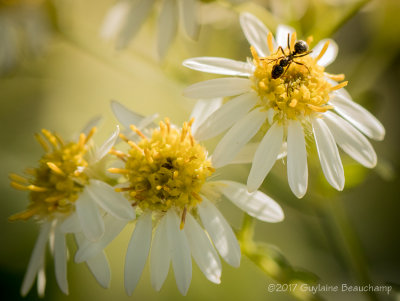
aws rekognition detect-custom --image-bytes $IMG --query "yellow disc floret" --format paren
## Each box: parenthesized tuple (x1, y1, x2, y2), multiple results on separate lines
(110, 119, 214, 214)
(251, 33, 347, 123)
(9, 128, 95, 221)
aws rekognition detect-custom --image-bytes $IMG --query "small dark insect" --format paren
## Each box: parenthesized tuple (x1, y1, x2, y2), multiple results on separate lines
(269, 34, 312, 79)
(162, 157, 174, 170)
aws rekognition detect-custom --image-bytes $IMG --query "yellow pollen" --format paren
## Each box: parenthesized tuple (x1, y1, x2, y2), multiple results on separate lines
(290, 32, 297, 51)
(41, 129, 59, 149)
(159, 120, 167, 136)
(144, 148, 154, 163)
(78, 133, 86, 148)
(34, 133, 49, 152)
(46, 162, 65, 176)
(44, 194, 66, 203)
(267, 32, 274, 53)
(113, 119, 214, 213)
(9, 173, 28, 183)
(130, 125, 147, 140)
(250, 32, 348, 123)
(108, 168, 131, 174)
(315, 40, 330, 62)
(109, 148, 127, 161)
(330, 81, 348, 91)
(325, 72, 345, 81)
(54, 133, 65, 146)
(9, 129, 91, 221)
(251, 46, 259, 62)
(165, 118, 171, 132)
(9, 207, 39, 222)
(85, 127, 96, 144)
(191, 191, 202, 202)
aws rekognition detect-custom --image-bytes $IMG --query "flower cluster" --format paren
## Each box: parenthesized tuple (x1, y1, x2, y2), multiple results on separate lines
(184, 13, 384, 198)
(9, 10, 384, 298)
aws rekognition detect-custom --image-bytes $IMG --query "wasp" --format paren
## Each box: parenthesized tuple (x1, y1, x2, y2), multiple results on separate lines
(268, 34, 312, 79)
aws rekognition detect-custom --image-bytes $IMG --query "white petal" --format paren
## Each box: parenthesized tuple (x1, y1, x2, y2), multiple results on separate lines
(75, 215, 127, 263)
(95, 126, 120, 161)
(116, 0, 155, 49)
(37, 263, 46, 298)
(166, 210, 192, 296)
(193, 92, 258, 141)
(231, 142, 259, 164)
(231, 142, 287, 164)
(100, 0, 131, 40)
(330, 92, 385, 141)
(54, 227, 68, 295)
(275, 24, 295, 49)
(287, 120, 308, 198)
(239, 12, 272, 57)
(267, 108, 275, 125)
(75, 233, 110, 288)
(111, 100, 147, 130)
(212, 109, 267, 168)
(150, 215, 171, 291)
(312, 118, 345, 191)
(310, 39, 338, 67)
(87, 180, 135, 220)
(184, 213, 221, 284)
(198, 197, 241, 267)
(21, 222, 51, 297)
(324, 111, 377, 168)
(157, 0, 178, 58)
(59, 213, 81, 233)
(216, 181, 284, 222)
(183, 78, 251, 99)
(179, 0, 199, 40)
(76, 189, 105, 242)
(125, 212, 152, 296)
(86, 251, 110, 288)
(183, 57, 254, 76)
(247, 122, 283, 192)
(190, 98, 222, 135)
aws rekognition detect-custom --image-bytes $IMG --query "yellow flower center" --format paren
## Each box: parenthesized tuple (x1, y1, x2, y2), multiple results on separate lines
(251, 33, 347, 123)
(9, 129, 95, 221)
(110, 119, 214, 215)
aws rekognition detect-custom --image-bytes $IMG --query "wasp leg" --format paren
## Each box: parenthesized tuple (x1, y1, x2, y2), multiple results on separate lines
(277, 46, 286, 56)
(287, 33, 290, 50)
(293, 50, 313, 58)
(262, 55, 284, 64)
(293, 61, 311, 74)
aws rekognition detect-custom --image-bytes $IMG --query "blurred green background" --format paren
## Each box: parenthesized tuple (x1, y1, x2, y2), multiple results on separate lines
(1, 0, 399, 300)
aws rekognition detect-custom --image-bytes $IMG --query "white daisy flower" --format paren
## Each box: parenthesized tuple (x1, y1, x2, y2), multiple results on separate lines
(9, 124, 135, 296)
(0, 0, 50, 74)
(75, 101, 284, 296)
(183, 12, 385, 198)
(101, 0, 200, 58)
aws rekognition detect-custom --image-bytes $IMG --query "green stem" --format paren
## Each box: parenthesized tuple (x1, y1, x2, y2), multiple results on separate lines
(327, 199, 379, 301)
(238, 213, 256, 245)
